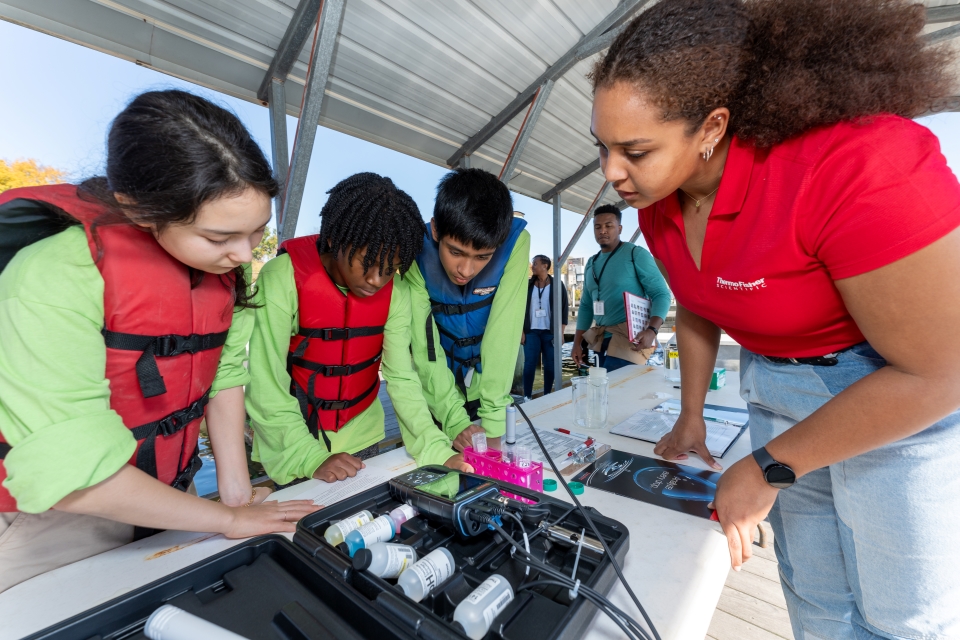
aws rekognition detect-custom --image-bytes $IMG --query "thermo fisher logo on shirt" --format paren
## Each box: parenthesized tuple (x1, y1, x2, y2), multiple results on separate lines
(717, 276, 767, 291)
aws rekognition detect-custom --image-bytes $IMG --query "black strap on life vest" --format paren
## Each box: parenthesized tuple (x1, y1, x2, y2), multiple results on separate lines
(296, 325, 384, 341)
(102, 329, 229, 399)
(424, 296, 493, 364)
(129, 390, 210, 480)
(0, 442, 10, 460)
(289, 351, 383, 378)
(428, 296, 494, 317)
(294, 376, 381, 452)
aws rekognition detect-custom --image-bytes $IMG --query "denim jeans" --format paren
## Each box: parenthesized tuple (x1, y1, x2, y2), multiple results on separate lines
(599, 336, 633, 372)
(740, 343, 960, 640)
(523, 329, 555, 397)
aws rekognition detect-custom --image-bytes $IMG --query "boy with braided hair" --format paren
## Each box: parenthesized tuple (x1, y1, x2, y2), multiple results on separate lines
(246, 173, 473, 486)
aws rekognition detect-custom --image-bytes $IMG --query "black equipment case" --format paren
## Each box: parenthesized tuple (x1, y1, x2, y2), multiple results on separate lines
(25, 471, 629, 640)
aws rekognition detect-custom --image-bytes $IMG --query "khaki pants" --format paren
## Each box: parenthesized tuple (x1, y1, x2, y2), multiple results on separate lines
(0, 484, 196, 594)
(0, 510, 134, 594)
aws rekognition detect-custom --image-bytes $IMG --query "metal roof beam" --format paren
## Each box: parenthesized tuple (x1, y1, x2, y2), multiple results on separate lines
(447, 0, 653, 167)
(267, 78, 289, 221)
(628, 227, 642, 243)
(558, 182, 612, 267)
(927, 5, 960, 24)
(257, 0, 323, 103)
(499, 80, 554, 184)
(924, 23, 960, 44)
(279, 0, 346, 243)
(541, 158, 601, 201)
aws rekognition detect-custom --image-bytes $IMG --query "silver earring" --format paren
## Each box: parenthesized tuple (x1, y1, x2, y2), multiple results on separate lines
(702, 146, 714, 162)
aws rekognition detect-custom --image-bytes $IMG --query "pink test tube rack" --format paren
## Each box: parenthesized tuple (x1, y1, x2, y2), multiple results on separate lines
(463, 447, 543, 497)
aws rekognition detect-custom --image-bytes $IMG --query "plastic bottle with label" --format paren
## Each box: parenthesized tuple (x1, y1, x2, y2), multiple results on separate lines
(344, 515, 395, 557)
(452, 575, 515, 640)
(352, 542, 418, 579)
(323, 509, 374, 547)
(397, 547, 456, 602)
(664, 331, 681, 382)
(387, 504, 418, 530)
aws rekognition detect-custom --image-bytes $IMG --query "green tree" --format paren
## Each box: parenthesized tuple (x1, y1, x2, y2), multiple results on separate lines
(0, 159, 66, 194)
(253, 227, 278, 262)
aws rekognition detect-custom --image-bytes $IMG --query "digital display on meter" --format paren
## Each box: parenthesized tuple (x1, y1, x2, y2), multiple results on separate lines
(388, 466, 501, 536)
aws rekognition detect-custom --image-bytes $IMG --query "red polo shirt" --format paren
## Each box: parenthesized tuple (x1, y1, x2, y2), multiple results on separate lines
(638, 115, 960, 357)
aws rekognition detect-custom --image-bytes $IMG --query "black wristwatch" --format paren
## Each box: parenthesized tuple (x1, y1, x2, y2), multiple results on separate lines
(752, 446, 796, 489)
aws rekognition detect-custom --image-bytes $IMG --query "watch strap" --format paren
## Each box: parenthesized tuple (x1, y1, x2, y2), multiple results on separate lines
(752, 446, 777, 472)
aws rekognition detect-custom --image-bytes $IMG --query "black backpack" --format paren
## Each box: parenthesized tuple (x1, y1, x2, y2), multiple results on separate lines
(0, 197, 79, 274)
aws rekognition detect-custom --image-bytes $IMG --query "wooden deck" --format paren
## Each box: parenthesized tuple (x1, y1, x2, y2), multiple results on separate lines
(706, 528, 794, 640)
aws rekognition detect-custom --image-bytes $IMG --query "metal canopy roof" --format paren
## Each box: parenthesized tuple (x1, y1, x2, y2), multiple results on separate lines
(2, 0, 959, 226)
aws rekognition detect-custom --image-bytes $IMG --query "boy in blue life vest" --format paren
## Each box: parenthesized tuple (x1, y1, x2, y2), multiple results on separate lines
(404, 168, 531, 451)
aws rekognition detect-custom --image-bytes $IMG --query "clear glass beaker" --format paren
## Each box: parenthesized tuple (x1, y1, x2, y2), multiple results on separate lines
(571, 376, 589, 428)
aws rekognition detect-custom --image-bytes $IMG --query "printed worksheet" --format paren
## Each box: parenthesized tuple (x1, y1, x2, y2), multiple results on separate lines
(623, 292, 652, 343)
(278, 468, 393, 507)
(610, 409, 745, 458)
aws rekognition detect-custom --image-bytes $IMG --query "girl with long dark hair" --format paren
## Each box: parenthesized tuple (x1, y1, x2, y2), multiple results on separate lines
(590, 1, 960, 637)
(0, 90, 318, 593)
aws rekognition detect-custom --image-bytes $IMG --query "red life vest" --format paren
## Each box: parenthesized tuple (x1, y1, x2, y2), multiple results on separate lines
(0, 184, 233, 512)
(283, 235, 391, 449)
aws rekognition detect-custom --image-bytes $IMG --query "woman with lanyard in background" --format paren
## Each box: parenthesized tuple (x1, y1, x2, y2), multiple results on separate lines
(590, 1, 960, 638)
(0, 90, 318, 593)
(521, 254, 568, 400)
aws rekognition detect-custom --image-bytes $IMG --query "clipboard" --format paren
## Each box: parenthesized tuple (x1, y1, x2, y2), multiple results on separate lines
(623, 291, 652, 343)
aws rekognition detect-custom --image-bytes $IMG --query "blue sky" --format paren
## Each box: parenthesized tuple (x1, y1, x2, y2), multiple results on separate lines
(3, 19, 960, 262)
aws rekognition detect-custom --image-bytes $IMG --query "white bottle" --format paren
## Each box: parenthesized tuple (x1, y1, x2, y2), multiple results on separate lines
(352, 542, 418, 579)
(387, 504, 418, 530)
(664, 332, 680, 382)
(144, 605, 249, 640)
(344, 515, 395, 557)
(397, 547, 455, 602)
(452, 575, 515, 640)
(323, 509, 374, 547)
(586, 367, 608, 429)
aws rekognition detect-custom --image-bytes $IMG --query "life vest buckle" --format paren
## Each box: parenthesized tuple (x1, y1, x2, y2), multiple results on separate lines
(318, 399, 350, 411)
(322, 364, 351, 377)
(321, 328, 348, 341)
(155, 334, 194, 356)
(157, 414, 183, 436)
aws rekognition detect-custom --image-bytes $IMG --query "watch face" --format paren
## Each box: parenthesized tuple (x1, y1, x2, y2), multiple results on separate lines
(765, 464, 796, 489)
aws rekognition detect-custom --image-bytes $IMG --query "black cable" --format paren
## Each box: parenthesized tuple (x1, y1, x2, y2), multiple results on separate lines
(485, 520, 652, 640)
(517, 580, 644, 640)
(511, 401, 662, 640)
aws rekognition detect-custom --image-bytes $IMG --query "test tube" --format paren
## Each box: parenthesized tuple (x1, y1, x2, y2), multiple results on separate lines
(515, 446, 531, 469)
(471, 431, 487, 454)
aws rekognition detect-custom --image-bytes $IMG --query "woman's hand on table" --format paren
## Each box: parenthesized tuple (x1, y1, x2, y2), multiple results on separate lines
(709, 456, 779, 571)
(654, 412, 722, 470)
(222, 498, 321, 537)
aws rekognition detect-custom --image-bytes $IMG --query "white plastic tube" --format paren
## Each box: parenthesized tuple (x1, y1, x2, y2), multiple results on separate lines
(144, 605, 249, 640)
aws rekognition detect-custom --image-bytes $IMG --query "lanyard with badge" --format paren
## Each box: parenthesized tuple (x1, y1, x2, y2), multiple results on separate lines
(535, 277, 549, 318)
(591, 241, 623, 316)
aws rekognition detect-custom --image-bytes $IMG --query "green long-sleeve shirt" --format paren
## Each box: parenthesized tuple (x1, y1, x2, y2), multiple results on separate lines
(244, 254, 466, 486)
(576, 241, 672, 336)
(407, 229, 531, 439)
(0, 226, 252, 513)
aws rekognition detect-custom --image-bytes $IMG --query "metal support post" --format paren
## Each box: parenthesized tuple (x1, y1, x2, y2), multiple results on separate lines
(279, 0, 346, 243)
(552, 195, 563, 393)
(558, 182, 611, 267)
(628, 227, 642, 244)
(499, 80, 554, 184)
(459, 154, 471, 169)
(267, 78, 289, 225)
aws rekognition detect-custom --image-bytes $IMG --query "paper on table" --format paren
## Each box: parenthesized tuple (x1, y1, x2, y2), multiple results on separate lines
(277, 468, 393, 507)
(512, 426, 595, 470)
(609, 409, 744, 458)
(654, 398, 748, 426)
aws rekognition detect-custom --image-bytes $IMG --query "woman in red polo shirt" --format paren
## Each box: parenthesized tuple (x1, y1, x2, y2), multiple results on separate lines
(590, 1, 960, 638)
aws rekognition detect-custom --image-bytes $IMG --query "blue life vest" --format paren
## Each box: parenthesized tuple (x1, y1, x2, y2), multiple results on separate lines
(417, 217, 526, 391)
